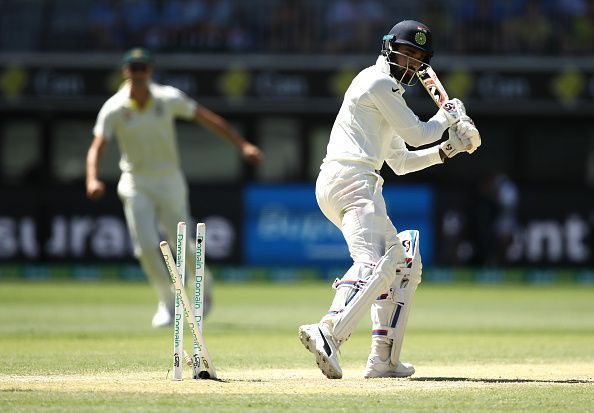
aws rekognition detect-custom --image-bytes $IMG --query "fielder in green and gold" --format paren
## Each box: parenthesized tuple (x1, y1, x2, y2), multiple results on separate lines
(86, 48, 263, 327)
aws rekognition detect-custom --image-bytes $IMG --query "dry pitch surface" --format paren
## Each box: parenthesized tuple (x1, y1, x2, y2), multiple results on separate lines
(3, 363, 593, 394)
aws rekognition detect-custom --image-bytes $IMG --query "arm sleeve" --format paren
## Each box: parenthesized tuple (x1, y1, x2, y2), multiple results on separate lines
(92, 102, 115, 141)
(386, 138, 443, 176)
(369, 78, 449, 148)
(167, 87, 198, 120)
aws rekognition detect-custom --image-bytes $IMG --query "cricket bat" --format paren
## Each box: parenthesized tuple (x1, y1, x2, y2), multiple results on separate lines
(417, 67, 473, 151)
(417, 66, 449, 108)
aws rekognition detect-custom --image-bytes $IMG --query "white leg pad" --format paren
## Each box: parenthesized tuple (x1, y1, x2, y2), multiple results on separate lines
(324, 243, 407, 344)
(324, 263, 373, 321)
(369, 230, 422, 365)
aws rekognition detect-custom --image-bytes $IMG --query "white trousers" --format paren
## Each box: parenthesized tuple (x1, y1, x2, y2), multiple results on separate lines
(317, 161, 422, 363)
(315, 161, 399, 266)
(118, 170, 192, 306)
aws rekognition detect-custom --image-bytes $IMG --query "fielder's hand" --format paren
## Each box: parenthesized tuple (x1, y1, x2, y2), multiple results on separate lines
(241, 142, 263, 165)
(86, 178, 105, 200)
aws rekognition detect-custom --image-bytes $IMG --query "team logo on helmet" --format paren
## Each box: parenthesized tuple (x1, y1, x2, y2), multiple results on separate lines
(415, 31, 427, 45)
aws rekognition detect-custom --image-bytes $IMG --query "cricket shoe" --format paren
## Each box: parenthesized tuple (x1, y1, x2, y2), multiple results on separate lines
(364, 356, 415, 378)
(151, 301, 174, 328)
(298, 323, 342, 379)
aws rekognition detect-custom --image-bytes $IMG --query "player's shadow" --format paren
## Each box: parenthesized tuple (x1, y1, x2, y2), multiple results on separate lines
(412, 377, 592, 384)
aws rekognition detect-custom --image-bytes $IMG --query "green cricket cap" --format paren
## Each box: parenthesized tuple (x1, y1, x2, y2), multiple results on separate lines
(121, 48, 153, 66)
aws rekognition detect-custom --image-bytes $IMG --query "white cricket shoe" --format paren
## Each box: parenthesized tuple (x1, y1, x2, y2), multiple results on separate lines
(364, 356, 415, 378)
(298, 323, 342, 379)
(151, 302, 174, 328)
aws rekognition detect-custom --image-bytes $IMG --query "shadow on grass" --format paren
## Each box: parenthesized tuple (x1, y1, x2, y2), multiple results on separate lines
(412, 377, 592, 384)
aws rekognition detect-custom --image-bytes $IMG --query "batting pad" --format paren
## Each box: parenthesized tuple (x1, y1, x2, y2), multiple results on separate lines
(327, 243, 407, 344)
(369, 230, 422, 366)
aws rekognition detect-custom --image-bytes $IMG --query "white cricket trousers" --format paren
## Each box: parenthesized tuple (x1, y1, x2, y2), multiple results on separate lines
(316, 161, 419, 361)
(315, 161, 399, 266)
(118, 170, 190, 306)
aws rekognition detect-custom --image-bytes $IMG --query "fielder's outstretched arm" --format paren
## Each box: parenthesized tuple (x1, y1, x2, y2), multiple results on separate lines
(193, 106, 263, 165)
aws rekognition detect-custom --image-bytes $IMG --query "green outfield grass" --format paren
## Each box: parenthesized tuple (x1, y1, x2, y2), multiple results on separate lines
(1, 280, 593, 412)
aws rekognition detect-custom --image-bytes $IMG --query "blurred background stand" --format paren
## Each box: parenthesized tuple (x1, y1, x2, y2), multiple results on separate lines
(0, 0, 593, 284)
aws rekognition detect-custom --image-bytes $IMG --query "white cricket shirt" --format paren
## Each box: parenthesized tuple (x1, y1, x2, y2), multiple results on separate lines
(323, 55, 449, 172)
(93, 82, 197, 176)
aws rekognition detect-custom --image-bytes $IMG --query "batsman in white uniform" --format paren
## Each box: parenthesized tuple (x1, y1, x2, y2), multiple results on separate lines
(299, 20, 481, 379)
(86, 48, 262, 327)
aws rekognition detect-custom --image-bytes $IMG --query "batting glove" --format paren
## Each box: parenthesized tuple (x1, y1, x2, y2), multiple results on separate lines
(439, 98, 466, 127)
(440, 127, 468, 159)
(456, 116, 481, 153)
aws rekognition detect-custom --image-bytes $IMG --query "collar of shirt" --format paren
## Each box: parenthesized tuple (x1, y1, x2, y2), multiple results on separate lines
(375, 55, 405, 95)
(121, 81, 155, 112)
(125, 97, 155, 112)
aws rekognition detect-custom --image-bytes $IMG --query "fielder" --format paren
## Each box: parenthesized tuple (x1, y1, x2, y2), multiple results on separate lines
(299, 20, 481, 379)
(86, 48, 262, 327)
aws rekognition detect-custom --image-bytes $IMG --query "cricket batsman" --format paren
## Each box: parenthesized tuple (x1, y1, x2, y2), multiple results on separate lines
(299, 20, 481, 379)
